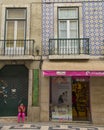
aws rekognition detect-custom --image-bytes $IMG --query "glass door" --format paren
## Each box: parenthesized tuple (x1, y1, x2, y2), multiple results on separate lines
(72, 77, 91, 121)
(50, 76, 72, 121)
(58, 8, 79, 54)
(59, 20, 78, 54)
(5, 21, 25, 55)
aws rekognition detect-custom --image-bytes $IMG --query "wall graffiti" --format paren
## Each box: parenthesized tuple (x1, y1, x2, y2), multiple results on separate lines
(0, 79, 8, 104)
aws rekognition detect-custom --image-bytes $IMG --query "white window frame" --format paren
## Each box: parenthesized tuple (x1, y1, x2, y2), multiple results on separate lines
(54, 3, 83, 54)
(59, 20, 78, 38)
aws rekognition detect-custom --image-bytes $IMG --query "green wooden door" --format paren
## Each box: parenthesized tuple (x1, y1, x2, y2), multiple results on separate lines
(0, 65, 28, 116)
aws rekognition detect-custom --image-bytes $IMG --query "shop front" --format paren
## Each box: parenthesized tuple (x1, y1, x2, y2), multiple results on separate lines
(40, 60, 104, 123)
(43, 70, 104, 122)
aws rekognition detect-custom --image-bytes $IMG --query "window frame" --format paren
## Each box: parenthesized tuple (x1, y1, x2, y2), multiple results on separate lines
(54, 3, 83, 38)
(58, 7, 79, 39)
(4, 8, 27, 41)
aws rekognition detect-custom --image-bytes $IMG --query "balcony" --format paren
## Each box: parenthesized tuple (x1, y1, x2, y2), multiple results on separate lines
(49, 38, 90, 60)
(0, 40, 35, 60)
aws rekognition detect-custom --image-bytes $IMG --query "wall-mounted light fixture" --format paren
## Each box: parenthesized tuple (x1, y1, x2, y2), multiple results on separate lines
(35, 46, 40, 56)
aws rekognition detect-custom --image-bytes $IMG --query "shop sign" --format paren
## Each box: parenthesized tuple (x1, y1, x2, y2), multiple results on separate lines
(43, 70, 104, 76)
(56, 71, 66, 75)
(89, 71, 104, 76)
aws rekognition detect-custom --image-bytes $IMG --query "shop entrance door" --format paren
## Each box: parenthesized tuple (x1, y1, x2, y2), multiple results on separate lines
(72, 77, 91, 121)
(0, 65, 28, 116)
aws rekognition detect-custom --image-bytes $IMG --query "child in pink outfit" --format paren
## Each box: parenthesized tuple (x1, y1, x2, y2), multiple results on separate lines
(18, 103, 26, 123)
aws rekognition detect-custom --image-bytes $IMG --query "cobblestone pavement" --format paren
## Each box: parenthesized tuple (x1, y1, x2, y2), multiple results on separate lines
(0, 123, 104, 130)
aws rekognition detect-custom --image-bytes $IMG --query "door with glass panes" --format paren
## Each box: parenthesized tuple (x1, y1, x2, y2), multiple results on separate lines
(5, 8, 26, 55)
(58, 8, 79, 54)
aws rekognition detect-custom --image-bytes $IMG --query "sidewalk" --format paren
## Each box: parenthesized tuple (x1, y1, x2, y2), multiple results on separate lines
(0, 122, 104, 130)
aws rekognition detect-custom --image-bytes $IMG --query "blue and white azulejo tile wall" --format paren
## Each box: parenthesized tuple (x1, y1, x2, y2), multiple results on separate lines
(42, 0, 104, 56)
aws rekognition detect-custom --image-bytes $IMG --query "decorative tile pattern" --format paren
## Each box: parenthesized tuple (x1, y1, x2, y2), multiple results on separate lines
(42, 3, 54, 55)
(83, 2, 104, 55)
(10, 124, 41, 129)
(42, 0, 104, 56)
(1, 124, 103, 130)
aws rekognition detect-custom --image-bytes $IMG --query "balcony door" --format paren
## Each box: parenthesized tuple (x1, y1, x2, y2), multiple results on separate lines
(5, 8, 26, 55)
(58, 8, 79, 54)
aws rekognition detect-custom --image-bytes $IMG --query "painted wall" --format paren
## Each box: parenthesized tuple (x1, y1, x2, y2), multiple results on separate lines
(90, 77, 104, 124)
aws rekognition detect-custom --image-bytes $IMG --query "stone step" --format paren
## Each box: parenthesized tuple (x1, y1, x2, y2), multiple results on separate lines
(0, 117, 28, 123)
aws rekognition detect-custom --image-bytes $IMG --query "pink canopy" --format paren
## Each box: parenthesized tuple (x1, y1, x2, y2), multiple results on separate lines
(43, 70, 104, 76)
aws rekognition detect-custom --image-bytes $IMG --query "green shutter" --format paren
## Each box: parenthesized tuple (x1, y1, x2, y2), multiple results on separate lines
(32, 69, 39, 106)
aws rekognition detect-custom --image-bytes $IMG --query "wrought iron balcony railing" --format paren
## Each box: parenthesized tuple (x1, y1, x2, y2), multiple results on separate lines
(0, 40, 34, 56)
(49, 38, 89, 55)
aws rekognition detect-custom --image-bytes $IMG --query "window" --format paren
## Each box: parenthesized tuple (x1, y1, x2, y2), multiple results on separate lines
(5, 8, 27, 40)
(58, 8, 78, 38)
(5, 8, 27, 54)
(58, 8, 79, 54)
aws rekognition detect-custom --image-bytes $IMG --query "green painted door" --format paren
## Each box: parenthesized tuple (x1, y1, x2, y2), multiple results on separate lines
(0, 65, 28, 116)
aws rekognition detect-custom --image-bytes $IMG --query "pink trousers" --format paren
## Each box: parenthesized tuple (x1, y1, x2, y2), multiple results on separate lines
(18, 112, 25, 123)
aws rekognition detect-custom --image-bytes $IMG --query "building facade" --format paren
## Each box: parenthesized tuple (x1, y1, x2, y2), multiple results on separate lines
(41, 0, 104, 124)
(0, 0, 104, 125)
(0, 0, 42, 122)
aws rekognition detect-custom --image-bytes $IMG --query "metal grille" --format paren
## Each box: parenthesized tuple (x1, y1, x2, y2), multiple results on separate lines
(0, 65, 28, 116)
